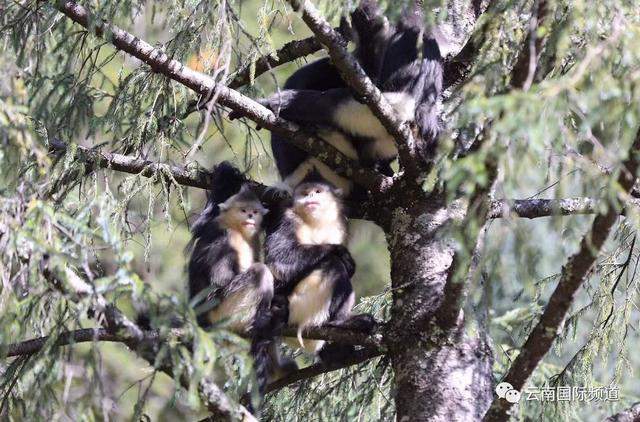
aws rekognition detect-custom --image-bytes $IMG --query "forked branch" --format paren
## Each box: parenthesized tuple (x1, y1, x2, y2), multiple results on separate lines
(483, 129, 640, 422)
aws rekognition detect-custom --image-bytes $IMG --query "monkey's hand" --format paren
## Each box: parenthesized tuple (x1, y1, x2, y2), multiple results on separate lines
(227, 98, 271, 129)
(270, 294, 290, 332)
(333, 245, 356, 278)
(336, 313, 377, 334)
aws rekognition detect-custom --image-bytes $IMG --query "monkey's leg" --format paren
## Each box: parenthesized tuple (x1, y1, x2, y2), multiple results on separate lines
(267, 341, 298, 379)
(317, 263, 378, 363)
(208, 263, 274, 332)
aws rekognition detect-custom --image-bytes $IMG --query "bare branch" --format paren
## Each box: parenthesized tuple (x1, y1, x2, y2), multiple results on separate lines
(49, 139, 214, 189)
(228, 36, 323, 90)
(437, 0, 555, 329)
(489, 197, 640, 219)
(182, 35, 325, 117)
(5, 324, 383, 359)
(49, 140, 640, 221)
(509, 0, 549, 91)
(48, 0, 390, 193)
(435, 159, 497, 329)
(483, 129, 640, 422)
(286, 0, 416, 172)
(443, 1, 502, 89)
(50, 140, 640, 221)
(265, 347, 383, 394)
(5, 328, 133, 357)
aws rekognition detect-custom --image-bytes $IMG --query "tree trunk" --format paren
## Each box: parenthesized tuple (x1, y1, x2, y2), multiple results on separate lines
(383, 193, 494, 421)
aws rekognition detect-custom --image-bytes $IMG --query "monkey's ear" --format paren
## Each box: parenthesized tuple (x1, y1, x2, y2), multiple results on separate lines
(333, 188, 344, 198)
(218, 202, 230, 212)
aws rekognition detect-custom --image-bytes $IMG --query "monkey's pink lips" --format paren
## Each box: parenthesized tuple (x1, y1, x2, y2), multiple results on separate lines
(305, 201, 320, 209)
(243, 221, 256, 227)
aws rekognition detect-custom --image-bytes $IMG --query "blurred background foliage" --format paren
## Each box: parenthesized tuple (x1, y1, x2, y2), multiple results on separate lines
(1, 0, 640, 420)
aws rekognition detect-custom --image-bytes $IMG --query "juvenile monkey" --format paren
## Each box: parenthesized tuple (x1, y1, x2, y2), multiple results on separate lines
(187, 162, 294, 396)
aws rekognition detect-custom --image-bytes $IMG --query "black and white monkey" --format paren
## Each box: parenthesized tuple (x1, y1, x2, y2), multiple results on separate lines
(265, 175, 374, 358)
(232, 0, 443, 198)
(187, 162, 295, 395)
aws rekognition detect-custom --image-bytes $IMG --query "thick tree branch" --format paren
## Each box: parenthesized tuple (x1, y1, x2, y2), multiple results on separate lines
(5, 324, 383, 359)
(286, 0, 416, 172)
(48, 0, 389, 194)
(437, 1, 554, 330)
(509, 0, 549, 91)
(51, 139, 640, 221)
(49, 139, 214, 189)
(48, 140, 384, 220)
(50, 138, 640, 220)
(489, 197, 640, 219)
(5, 328, 133, 357)
(483, 130, 640, 422)
(265, 347, 383, 394)
(436, 160, 497, 329)
(443, 1, 503, 89)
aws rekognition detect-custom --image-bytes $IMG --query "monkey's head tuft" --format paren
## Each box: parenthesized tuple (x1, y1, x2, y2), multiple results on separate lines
(217, 185, 267, 237)
(292, 181, 343, 225)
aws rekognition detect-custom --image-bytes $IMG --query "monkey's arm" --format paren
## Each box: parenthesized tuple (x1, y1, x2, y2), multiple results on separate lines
(228, 88, 353, 128)
(189, 236, 237, 300)
(261, 88, 353, 125)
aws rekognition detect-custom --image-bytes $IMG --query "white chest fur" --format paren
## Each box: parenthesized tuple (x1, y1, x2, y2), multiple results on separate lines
(293, 209, 346, 245)
(296, 221, 345, 245)
(227, 230, 254, 272)
(285, 211, 347, 353)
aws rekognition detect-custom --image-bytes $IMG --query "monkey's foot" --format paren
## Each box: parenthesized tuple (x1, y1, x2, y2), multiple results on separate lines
(329, 313, 377, 333)
(318, 342, 355, 364)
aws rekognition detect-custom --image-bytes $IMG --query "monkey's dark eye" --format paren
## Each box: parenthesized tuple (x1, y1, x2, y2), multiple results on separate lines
(241, 208, 246, 213)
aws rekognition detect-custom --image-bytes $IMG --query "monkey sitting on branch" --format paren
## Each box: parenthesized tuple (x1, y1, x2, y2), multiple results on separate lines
(187, 162, 295, 397)
(264, 173, 376, 362)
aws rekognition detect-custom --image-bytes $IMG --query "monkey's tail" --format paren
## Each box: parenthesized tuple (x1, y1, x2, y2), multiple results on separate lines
(415, 35, 444, 158)
(250, 337, 274, 398)
(296, 326, 306, 350)
(248, 301, 277, 399)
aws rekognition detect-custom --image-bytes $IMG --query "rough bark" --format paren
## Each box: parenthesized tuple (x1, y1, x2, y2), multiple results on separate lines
(382, 193, 494, 421)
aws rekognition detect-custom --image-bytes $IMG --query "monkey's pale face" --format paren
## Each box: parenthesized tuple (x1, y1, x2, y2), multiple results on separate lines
(218, 202, 264, 237)
(293, 183, 340, 223)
